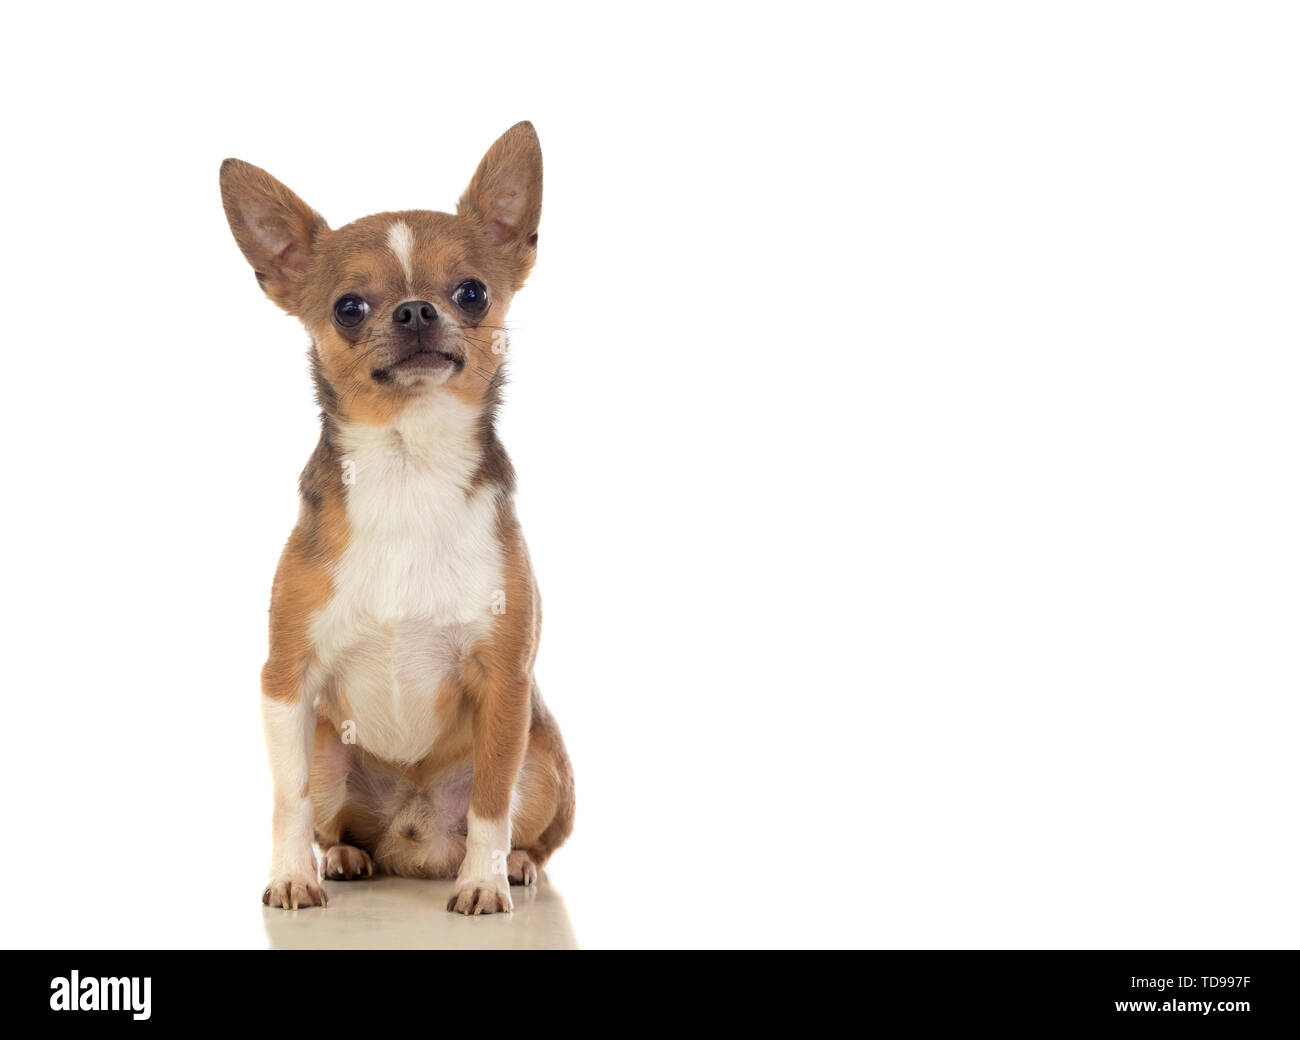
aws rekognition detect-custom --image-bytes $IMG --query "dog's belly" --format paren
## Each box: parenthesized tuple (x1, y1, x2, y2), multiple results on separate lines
(354, 758, 475, 878)
(329, 618, 473, 764)
(307, 404, 506, 765)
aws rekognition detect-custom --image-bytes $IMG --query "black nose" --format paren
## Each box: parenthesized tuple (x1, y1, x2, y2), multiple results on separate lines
(393, 300, 437, 329)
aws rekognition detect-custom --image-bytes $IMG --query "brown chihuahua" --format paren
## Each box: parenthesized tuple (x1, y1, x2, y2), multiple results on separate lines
(221, 122, 574, 915)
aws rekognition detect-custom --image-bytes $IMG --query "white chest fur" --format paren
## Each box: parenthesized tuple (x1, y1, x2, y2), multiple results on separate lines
(308, 395, 503, 764)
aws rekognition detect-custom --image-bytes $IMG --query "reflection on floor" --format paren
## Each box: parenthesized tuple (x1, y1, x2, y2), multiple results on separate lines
(263, 873, 578, 950)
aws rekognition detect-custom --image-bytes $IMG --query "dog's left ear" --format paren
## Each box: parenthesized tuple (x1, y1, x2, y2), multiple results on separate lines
(458, 122, 543, 284)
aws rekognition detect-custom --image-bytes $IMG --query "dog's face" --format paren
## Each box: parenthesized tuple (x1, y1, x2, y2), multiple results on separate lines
(220, 123, 542, 425)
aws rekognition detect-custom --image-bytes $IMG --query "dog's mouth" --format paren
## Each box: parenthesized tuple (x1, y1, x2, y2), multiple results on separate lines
(374, 346, 465, 380)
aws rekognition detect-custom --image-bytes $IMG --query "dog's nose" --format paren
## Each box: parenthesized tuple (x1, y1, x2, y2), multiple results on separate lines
(393, 300, 437, 329)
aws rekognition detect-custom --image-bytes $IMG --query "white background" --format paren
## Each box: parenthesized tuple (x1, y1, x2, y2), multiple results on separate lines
(2, 1, 1297, 948)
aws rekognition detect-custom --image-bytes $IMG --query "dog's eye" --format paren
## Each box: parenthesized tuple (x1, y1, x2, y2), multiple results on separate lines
(452, 279, 488, 315)
(333, 294, 370, 328)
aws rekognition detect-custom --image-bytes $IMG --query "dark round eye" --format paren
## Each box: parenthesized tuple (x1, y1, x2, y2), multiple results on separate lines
(452, 279, 488, 315)
(333, 294, 370, 328)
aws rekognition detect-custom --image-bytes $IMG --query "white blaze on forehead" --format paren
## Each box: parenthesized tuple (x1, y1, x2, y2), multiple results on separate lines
(387, 219, 416, 288)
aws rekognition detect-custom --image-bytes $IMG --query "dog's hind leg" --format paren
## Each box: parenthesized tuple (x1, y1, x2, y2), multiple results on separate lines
(310, 717, 377, 881)
(321, 843, 374, 880)
(506, 686, 575, 885)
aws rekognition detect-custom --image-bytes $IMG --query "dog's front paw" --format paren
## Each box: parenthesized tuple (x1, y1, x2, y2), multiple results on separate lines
(263, 874, 328, 910)
(446, 873, 513, 915)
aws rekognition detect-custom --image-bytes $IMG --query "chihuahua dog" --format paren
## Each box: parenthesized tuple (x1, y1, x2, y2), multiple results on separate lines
(221, 123, 573, 915)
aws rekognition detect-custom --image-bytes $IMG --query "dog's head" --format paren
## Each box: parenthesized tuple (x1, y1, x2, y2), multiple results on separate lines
(220, 123, 541, 424)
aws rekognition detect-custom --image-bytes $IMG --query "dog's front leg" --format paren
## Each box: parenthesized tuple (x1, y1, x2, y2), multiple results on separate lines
(447, 672, 530, 915)
(260, 677, 326, 909)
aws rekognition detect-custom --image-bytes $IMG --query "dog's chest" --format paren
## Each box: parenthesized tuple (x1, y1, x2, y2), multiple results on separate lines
(309, 404, 502, 764)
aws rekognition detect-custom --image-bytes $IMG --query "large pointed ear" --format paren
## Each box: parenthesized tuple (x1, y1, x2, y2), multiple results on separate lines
(457, 122, 542, 282)
(219, 159, 328, 313)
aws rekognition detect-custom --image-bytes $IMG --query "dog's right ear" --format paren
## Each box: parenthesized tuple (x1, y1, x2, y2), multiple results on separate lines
(220, 159, 328, 314)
